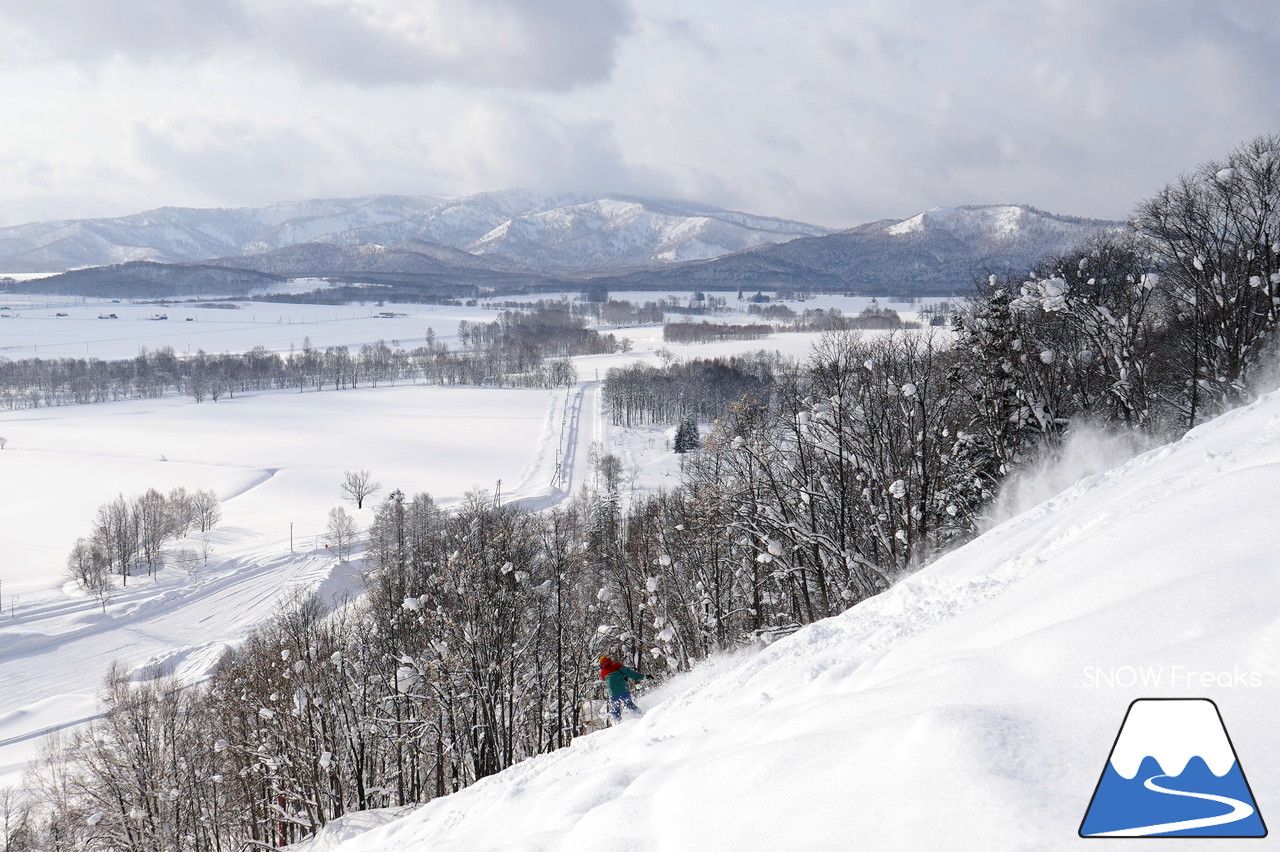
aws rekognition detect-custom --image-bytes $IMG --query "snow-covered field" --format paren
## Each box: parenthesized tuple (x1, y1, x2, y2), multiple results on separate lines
(0, 291, 945, 361)
(0, 298, 497, 361)
(314, 385, 1280, 850)
(0, 384, 560, 785)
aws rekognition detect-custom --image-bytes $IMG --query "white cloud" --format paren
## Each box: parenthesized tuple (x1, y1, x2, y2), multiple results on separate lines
(0, 0, 634, 90)
(2, 0, 1280, 228)
(595, 0, 1280, 225)
(1, 0, 247, 64)
(121, 101, 660, 209)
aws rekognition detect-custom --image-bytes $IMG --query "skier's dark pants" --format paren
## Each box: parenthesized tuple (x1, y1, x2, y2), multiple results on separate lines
(609, 692, 640, 720)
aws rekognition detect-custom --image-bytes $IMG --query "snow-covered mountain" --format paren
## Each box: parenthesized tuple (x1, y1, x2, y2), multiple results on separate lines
(591, 203, 1122, 295)
(315, 387, 1279, 850)
(878, 203, 1118, 251)
(0, 196, 449, 273)
(0, 198, 1123, 296)
(0, 191, 827, 274)
(461, 194, 831, 270)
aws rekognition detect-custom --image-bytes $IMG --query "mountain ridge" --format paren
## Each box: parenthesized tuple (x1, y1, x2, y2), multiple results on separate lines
(0, 191, 828, 274)
(1, 199, 1125, 298)
(585, 203, 1123, 295)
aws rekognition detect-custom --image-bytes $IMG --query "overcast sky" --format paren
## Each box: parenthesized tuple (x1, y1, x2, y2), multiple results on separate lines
(1, 0, 1278, 228)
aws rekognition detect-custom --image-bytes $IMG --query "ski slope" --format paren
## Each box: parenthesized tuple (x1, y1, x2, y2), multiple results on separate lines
(322, 390, 1280, 850)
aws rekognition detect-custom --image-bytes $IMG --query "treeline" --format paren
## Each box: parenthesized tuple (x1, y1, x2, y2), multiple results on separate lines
(662, 321, 773, 344)
(0, 309, 627, 410)
(585, 296, 726, 324)
(253, 287, 470, 306)
(458, 308, 627, 367)
(747, 302, 919, 331)
(489, 296, 667, 325)
(602, 355, 779, 426)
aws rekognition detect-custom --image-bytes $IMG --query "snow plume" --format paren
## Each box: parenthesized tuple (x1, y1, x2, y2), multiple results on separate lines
(982, 423, 1154, 531)
(1241, 332, 1280, 405)
(632, 647, 760, 709)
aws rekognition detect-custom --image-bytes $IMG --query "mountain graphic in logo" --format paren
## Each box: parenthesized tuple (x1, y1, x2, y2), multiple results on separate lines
(1080, 698, 1266, 837)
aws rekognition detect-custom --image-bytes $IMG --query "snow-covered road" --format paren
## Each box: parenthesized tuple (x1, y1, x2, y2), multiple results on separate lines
(503, 381, 604, 511)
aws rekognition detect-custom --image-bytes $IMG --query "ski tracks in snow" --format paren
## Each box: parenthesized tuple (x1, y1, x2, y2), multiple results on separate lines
(0, 543, 356, 780)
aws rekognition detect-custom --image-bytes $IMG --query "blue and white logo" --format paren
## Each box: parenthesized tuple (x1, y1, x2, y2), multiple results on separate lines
(1080, 698, 1266, 837)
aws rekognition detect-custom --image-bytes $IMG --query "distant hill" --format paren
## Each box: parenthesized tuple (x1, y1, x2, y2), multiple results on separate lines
(0, 191, 827, 274)
(1, 262, 287, 300)
(0, 202, 1124, 299)
(586, 205, 1125, 295)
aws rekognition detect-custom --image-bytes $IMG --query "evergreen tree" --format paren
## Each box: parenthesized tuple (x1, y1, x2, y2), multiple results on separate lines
(673, 415, 700, 453)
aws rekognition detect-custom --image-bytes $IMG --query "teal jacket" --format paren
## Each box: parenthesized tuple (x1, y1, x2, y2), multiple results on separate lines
(603, 666, 644, 698)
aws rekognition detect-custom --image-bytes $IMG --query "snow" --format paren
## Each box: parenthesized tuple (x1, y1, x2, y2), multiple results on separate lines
(0, 298, 503, 361)
(289, 806, 422, 852)
(16, 278, 1273, 848)
(0, 292, 946, 364)
(882, 204, 1115, 254)
(322, 386, 1280, 851)
(886, 208, 933, 235)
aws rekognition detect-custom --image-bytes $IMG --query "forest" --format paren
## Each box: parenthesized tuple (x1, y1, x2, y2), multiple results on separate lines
(8, 133, 1280, 851)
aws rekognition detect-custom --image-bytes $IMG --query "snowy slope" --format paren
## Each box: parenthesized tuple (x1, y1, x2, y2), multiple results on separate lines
(327, 390, 1280, 850)
(464, 194, 830, 270)
(590, 204, 1121, 295)
(0, 197, 448, 272)
(881, 204, 1119, 251)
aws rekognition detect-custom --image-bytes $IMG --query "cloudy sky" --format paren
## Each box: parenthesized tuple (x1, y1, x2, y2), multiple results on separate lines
(1, 0, 1278, 228)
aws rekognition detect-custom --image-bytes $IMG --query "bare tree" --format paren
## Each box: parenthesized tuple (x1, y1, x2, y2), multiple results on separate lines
(1137, 133, 1280, 425)
(67, 538, 112, 611)
(325, 507, 359, 561)
(192, 488, 222, 532)
(340, 470, 381, 510)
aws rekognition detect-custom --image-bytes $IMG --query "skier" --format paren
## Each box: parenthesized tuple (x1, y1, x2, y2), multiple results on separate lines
(598, 655, 645, 722)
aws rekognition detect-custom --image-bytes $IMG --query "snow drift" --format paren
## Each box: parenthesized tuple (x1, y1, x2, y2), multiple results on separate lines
(324, 390, 1280, 850)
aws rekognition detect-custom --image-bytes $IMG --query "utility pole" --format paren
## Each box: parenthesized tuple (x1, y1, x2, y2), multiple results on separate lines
(290, 522, 294, 552)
